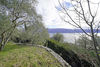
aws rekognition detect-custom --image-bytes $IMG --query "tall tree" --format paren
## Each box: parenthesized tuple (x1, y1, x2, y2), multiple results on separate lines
(58, 0, 100, 65)
(11, 15, 49, 45)
(0, 0, 38, 50)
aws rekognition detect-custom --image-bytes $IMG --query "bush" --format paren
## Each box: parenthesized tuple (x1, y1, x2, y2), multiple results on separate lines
(51, 33, 64, 43)
(45, 39, 94, 67)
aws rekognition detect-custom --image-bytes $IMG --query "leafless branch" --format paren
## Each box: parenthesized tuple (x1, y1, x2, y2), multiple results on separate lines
(87, 0, 93, 17)
(58, 0, 91, 37)
(79, 1, 91, 26)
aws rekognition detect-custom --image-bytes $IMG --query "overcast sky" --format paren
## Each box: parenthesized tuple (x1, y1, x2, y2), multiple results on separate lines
(36, 0, 73, 29)
(37, 0, 100, 29)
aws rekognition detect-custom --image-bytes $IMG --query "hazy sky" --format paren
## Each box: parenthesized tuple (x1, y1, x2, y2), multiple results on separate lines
(37, 0, 100, 29)
(37, 0, 74, 29)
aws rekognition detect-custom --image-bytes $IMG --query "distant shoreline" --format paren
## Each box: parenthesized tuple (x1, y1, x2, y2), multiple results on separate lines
(48, 28, 100, 33)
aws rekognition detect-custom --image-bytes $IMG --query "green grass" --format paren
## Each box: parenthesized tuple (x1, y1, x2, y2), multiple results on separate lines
(0, 42, 62, 67)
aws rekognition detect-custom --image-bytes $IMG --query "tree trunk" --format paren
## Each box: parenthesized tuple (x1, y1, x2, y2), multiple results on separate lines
(91, 26, 100, 66)
(0, 37, 6, 51)
(84, 40, 87, 49)
(0, 32, 5, 51)
(91, 35, 100, 66)
(0, 26, 16, 51)
(0, 43, 4, 51)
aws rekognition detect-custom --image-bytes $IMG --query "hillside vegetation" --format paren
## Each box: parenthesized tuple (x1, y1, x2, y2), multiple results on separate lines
(45, 39, 97, 67)
(0, 42, 62, 67)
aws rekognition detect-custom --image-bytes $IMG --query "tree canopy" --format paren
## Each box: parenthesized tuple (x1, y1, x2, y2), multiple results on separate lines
(52, 33, 64, 43)
(0, 0, 49, 50)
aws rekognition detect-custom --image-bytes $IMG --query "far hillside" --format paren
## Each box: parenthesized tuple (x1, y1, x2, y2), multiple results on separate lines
(48, 28, 100, 33)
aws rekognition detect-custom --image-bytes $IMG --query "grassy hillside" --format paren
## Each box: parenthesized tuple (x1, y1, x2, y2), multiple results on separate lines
(45, 39, 97, 67)
(0, 42, 62, 67)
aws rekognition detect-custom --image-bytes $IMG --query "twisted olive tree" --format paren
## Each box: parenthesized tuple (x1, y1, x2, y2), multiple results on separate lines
(0, 0, 37, 50)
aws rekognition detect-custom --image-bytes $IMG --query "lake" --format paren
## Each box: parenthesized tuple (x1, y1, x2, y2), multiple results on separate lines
(49, 33, 100, 43)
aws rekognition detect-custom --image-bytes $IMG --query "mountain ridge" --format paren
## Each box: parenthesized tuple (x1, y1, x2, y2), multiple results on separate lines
(48, 28, 100, 33)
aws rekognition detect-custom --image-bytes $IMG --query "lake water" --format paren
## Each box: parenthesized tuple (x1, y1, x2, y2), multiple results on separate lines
(49, 33, 100, 43)
(49, 33, 82, 43)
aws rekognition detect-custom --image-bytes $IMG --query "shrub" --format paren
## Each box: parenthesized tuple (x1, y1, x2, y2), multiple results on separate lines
(45, 39, 94, 67)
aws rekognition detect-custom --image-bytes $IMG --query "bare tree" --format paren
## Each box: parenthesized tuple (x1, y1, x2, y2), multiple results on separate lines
(58, 0, 100, 66)
(76, 34, 91, 49)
